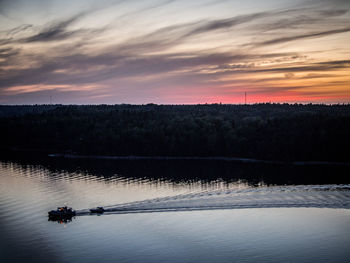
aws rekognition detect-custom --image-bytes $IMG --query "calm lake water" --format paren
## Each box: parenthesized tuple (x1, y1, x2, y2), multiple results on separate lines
(1, 157, 350, 262)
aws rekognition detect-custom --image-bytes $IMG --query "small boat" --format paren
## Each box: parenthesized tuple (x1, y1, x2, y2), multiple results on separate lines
(90, 207, 105, 213)
(48, 206, 76, 219)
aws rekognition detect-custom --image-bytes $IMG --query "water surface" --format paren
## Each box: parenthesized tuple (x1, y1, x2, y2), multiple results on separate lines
(1, 159, 349, 262)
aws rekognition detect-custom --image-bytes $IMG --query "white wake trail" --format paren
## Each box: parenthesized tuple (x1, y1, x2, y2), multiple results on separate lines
(77, 184, 350, 215)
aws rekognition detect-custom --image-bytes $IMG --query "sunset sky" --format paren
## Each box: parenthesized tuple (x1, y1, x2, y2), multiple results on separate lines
(0, 0, 349, 104)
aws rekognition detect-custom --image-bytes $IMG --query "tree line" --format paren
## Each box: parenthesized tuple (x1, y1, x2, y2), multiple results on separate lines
(1, 103, 349, 162)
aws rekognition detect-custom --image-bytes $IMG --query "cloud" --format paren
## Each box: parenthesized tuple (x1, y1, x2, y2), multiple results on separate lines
(183, 12, 269, 37)
(251, 8, 349, 33)
(0, 13, 89, 45)
(5, 24, 33, 36)
(300, 73, 341, 79)
(1, 44, 348, 93)
(0, 47, 18, 58)
(285, 73, 295, 79)
(319, 9, 348, 17)
(0, 0, 349, 103)
(112, 6, 350, 55)
(254, 60, 350, 73)
(0, 50, 240, 88)
(254, 27, 350, 47)
(22, 13, 85, 42)
(109, 12, 272, 54)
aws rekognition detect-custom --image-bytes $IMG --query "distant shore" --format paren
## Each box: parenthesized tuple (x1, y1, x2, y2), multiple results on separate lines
(2, 104, 350, 163)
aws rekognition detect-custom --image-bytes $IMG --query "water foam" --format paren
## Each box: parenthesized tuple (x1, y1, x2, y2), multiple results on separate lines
(77, 184, 350, 215)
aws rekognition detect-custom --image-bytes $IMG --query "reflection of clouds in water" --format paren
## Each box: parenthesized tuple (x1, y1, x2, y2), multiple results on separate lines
(0, 161, 252, 211)
(1, 160, 349, 218)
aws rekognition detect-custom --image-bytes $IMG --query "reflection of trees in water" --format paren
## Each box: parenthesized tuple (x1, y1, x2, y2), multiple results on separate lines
(4, 157, 350, 186)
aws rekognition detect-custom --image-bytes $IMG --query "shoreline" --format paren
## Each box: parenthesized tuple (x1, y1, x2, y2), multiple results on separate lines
(48, 153, 350, 166)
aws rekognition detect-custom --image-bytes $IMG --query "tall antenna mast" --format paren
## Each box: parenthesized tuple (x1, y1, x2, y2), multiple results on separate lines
(245, 92, 247, 105)
(50, 95, 52, 105)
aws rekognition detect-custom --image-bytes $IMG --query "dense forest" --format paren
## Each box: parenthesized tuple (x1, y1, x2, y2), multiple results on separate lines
(1, 104, 349, 162)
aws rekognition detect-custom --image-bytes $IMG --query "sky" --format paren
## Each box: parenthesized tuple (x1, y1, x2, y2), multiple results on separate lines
(0, 0, 349, 104)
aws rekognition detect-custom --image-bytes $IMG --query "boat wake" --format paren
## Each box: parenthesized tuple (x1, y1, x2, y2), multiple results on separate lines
(76, 184, 350, 215)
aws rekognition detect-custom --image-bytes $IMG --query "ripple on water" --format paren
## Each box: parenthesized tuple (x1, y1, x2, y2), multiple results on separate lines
(1, 160, 350, 263)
